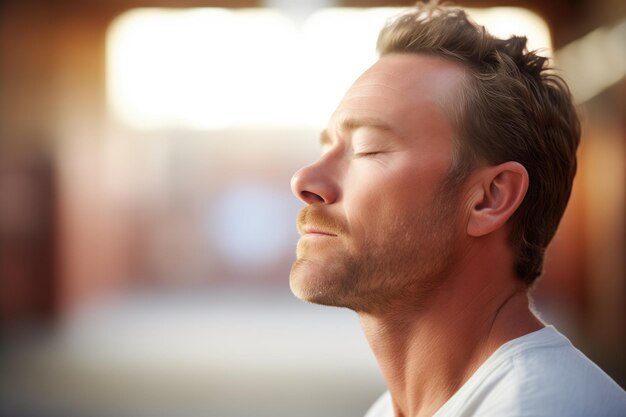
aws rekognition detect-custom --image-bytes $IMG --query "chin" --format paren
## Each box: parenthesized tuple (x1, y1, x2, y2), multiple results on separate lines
(289, 258, 354, 308)
(290, 263, 382, 315)
(289, 259, 327, 302)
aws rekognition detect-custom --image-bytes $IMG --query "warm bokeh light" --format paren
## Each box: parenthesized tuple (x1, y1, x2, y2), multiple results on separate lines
(107, 7, 552, 130)
(555, 19, 626, 103)
(107, 8, 299, 129)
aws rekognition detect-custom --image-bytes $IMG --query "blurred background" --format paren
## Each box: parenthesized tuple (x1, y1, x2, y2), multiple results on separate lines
(0, 0, 624, 416)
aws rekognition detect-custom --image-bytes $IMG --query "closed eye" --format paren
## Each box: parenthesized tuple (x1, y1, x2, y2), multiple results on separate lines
(353, 151, 382, 158)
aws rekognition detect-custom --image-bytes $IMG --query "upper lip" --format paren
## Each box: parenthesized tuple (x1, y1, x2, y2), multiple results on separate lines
(300, 225, 337, 236)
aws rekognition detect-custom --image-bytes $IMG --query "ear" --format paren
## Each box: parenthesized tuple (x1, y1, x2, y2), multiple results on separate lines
(466, 162, 529, 237)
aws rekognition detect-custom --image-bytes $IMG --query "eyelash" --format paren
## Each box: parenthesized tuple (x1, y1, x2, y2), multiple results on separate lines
(354, 151, 381, 158)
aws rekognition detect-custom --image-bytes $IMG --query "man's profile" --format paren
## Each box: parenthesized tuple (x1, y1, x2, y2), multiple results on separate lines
(289, 2, 626, 417)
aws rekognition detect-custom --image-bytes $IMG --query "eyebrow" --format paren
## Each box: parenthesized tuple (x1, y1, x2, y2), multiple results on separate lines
(319, 117, 394, 146)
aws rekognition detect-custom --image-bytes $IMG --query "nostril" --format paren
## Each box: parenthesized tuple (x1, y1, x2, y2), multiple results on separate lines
(291, 164, 337, 205)
(301, 190, 325, 204)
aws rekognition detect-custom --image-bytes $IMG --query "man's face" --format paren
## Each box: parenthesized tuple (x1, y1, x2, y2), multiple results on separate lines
(290, 53, 467, 314)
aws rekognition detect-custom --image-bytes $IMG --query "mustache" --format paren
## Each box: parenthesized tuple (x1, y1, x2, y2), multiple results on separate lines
(297, 206, 346, 236)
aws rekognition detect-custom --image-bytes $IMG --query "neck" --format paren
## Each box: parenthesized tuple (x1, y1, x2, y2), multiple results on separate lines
(358, 262, 543, 417)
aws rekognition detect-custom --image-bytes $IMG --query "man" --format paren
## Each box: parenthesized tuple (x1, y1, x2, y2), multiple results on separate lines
(289, 2, 626, 417)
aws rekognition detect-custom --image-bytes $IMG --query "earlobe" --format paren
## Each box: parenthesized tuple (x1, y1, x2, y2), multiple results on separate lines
(466, 162, 529, 237)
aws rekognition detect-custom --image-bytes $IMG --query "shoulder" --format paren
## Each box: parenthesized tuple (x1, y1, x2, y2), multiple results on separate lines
(364, 327, 626, 417)
(474, 326, 626, 417)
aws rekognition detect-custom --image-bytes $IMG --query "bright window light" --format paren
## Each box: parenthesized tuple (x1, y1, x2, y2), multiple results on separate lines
(107, 8, 299, 129)
(107, 7, 551, 130)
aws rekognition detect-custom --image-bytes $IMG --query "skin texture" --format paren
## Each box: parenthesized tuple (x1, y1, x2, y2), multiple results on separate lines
(290, 54, 543, 417)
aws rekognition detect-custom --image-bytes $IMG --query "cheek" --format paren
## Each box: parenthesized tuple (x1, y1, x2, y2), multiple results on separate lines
(341, 158, 447, 241)
(343, 151, 450, 234)
(340, 169, 390, 245)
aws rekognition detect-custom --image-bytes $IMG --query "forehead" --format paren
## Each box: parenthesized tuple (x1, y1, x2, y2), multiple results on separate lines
(331, 53, 466, 139)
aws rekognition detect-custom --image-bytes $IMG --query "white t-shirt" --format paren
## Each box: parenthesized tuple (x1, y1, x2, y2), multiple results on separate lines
(364, 326, 626, 417)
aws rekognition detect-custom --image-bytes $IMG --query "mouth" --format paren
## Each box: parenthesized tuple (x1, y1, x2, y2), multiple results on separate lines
(300, 225, 338, 237)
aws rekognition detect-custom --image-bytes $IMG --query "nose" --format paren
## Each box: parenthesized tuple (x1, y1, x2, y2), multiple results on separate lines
(290, 158, 339, 205)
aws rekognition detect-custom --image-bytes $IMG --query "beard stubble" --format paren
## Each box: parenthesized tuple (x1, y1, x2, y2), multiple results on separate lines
(290, 184, 459, 314)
